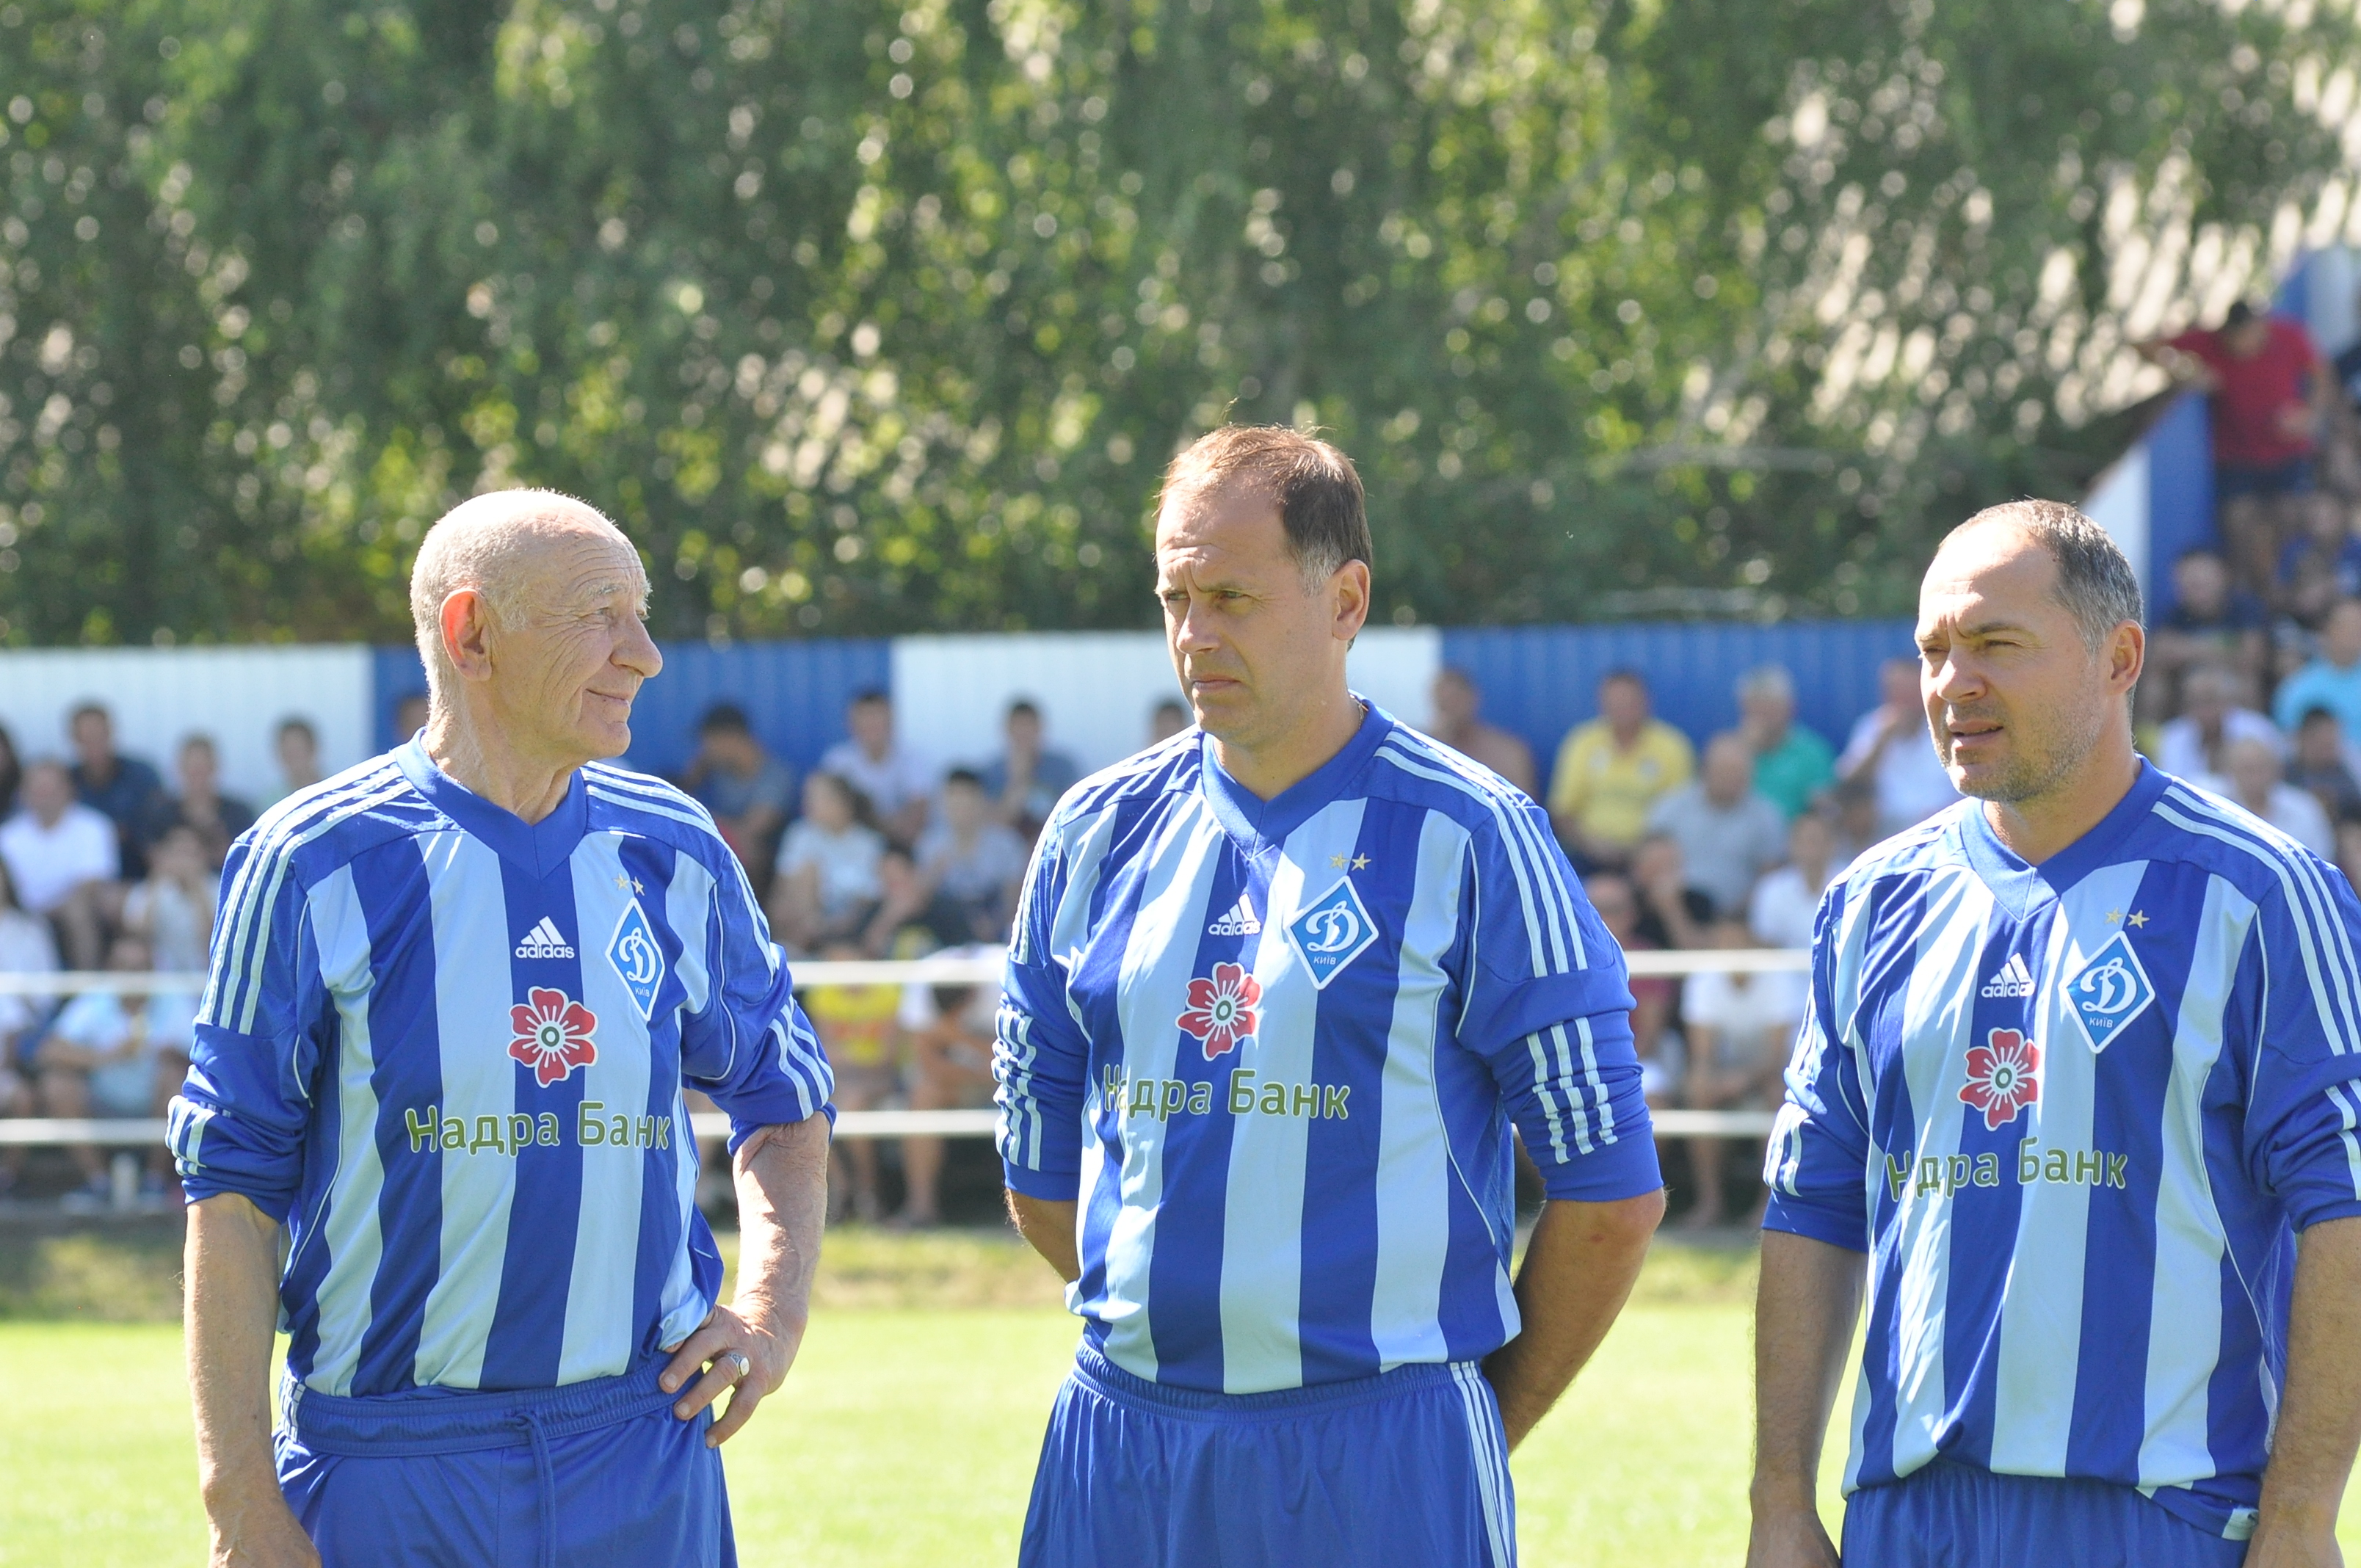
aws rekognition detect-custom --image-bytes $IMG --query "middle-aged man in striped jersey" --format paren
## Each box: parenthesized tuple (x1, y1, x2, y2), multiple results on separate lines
(995, 424, 1667, 1568)
(1749, 500, 2361, 1568)
(172, 489, 834, 1567)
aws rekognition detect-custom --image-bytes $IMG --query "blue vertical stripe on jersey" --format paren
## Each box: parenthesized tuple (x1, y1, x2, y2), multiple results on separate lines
(482, 849, 591, 1390)
(351, 837, 446, 1395)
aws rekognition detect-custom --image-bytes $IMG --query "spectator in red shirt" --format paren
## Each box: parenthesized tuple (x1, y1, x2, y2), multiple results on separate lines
(2139, 302, 2332, 598)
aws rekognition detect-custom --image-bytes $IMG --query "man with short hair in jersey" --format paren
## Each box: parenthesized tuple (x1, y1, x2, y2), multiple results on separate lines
(995, 425, 1667, 1568)
(1749, 501, 2361, 1568)
(173, 490, 833, 1568)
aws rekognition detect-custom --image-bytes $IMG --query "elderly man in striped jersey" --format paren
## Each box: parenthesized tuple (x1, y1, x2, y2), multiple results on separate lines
(995, 425, 1666, 1567)
(173, 490, 833, 1567)
(1751, 501, 2361, 1567)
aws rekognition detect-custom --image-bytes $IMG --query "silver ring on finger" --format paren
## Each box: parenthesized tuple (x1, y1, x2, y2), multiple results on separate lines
(721, 1349, 751, 1383)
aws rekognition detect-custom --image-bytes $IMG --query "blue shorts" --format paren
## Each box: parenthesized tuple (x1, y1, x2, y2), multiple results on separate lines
(275, 1360, 735, 1568)
(1843, 1460, 2247, 1568)
(1020, 1344, 1515, 1568)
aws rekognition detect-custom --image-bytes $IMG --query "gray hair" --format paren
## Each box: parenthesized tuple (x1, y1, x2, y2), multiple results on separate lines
(1945, 499, 2144, 651)
(1736, 665, 1795, 705)
(408, 489, 635, 713)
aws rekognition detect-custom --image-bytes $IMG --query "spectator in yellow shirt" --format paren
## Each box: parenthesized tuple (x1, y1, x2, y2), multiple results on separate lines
(1548, 669, 1696, 869)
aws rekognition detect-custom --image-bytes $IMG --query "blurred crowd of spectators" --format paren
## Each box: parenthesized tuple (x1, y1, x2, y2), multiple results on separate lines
(0, 703, 324, 1209)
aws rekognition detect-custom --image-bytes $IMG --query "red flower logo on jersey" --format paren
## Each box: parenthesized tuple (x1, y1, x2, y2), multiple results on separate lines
(1176, 962, 1262, 1060)
(1959, 1027, 2040, 1131)
(508, 987, 599, 1086)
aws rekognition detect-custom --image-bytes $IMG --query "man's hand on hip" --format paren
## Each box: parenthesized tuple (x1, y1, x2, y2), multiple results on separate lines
(207, 1487, 322, 1568)
(1743, 1495, 1841, 1568)
(661, 1299, 806, 1446)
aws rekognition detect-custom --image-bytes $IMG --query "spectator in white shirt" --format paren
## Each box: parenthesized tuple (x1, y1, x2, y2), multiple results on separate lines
(2200, 735, 2335, 857)
(0, 857, 57, 1197)
(818, 689, 934, 848)
(1643, 733, 1788, 919)
(2155, 664, 2282, 783)
(1837, 656, 1961, 837)
(917, 769, 1030, 942)
(0, 758, 122, 969)
(123, 823, 217, 976)
(1749, 810, 1844, 952)
(36, 933, 194, 1208)
(767, 772, 886, 953)
(1678, 915, 1807, 1230)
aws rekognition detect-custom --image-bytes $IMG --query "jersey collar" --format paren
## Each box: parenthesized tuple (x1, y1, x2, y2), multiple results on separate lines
(394, 738, 590, 880)
(1957, 757, 2169, 915)
(1197, 694, 1391, 854)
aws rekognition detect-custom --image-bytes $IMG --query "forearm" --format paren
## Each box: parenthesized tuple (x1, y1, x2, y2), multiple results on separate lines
(184, 1194, 300, 1537)
(2252, 1216, 2361, 1554)
(730, 1117, 830, 1335)
(1483, 1190, 1664, 1449)
(1006, 1189, 1081, 1282)
(1749, 1229, 1866, 1514)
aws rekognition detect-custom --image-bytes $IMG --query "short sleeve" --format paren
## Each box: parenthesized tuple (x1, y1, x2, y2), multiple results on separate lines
(1457, 798, 1660, 1202)
(169, 838, 330, 1221)
(995, 825, 1092, 1199)
(1761, 882, 1875, 1251)
(2241, 861, 2361, 1231)
(681, 848, 835, 1152)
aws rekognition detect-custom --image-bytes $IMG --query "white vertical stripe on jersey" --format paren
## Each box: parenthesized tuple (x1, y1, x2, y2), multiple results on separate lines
(2141, 873, 2254, 1486)
(1884, 865, 1993, 1479)
(664, 851, 716, 1017)
(1220, 800, 1368, 1393)
(1097, 800, 1227, 1381)
(1370, 811, 1471, 1369)
(1991, 861, 2150, 1472)
(1020, 802, 1126, 1174)
(559, 835, 655, 1383)
(1827, 849, 1892, 1495)
(413, 831, 523, 1389)
(305, 865, 387, 1396)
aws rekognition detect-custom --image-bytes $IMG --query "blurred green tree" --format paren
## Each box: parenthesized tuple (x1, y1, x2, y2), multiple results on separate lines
(0, 0, 2349, 642)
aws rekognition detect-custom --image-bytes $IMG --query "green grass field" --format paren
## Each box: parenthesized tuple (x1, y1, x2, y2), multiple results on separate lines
(1, 1229, 2354, 1565)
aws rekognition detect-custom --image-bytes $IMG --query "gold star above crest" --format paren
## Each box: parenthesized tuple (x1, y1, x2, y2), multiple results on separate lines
(2106, 909, 2122, 924)
(1330, 853, 1348, 868)
(615, 873, 645, 894)
(1351, 854, 1371, 871)
(616, 874, 633, 890)
(2128, 910, 2148, 928)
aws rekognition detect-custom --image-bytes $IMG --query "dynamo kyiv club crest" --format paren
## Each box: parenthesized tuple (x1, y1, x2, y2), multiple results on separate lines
(2061, 931, 2153, 1054)
(607, 900, 667, 1020)
(1286, 877, 1379, 990)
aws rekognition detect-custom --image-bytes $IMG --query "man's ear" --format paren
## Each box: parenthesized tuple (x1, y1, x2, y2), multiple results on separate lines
(440, 589, 496, 683)
(1332, 559, 1372, 643)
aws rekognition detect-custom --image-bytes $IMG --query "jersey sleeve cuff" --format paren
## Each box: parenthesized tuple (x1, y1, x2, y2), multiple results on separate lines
(1001, 1161, 1081, 1202)
(178, 1174, 296, 1224)
(1760, 1197, 1871, 1253)
(1535, 1141, 1665, 1204)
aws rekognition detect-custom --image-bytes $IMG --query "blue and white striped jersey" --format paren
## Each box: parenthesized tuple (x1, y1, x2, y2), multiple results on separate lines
(169, 740, 833, 1398)
(995, 703, 1659, 1395)
(1765, 761, 2361, 1539)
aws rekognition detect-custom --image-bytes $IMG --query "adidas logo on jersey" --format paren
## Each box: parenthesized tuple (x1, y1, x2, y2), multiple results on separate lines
(515, 918, 576, 959)
(1979, 952, 2035, 999)
(1208, 894, 1262, 937)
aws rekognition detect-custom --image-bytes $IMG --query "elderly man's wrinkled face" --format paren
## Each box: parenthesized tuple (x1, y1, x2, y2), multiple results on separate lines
(487, 528, 660, 764)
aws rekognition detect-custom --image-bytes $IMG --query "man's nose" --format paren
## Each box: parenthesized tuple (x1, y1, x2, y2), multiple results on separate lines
(1171, 595, 1220, 651)
(617, 616, 663, 679)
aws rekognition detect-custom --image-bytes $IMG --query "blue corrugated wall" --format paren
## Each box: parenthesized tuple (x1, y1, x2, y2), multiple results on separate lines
(372, 638, 893, 781)
(1438, 620, 1918, 770)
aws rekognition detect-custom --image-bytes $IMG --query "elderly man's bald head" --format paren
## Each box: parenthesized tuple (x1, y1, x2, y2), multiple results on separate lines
(410, 490, 644, 706)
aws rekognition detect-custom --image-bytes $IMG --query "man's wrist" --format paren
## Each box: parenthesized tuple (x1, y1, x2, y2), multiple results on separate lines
(1747, 1472, 1821, 1515)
